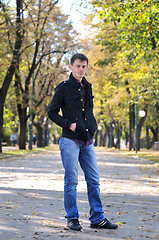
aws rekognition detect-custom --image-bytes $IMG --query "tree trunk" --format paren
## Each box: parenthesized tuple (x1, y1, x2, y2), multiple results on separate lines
(108, 122, 113, 148)
(34, 122, 43, 147)
(18, 108, 27, 149)
(102, 126, 108, 147)
(150, 126, 158, 144)
(125, 131, 129, 148)
(116, 125, 122, 149)
(0, 104, 4, 153)
(129, 103, 135, 150)
(146, 126, 150, 149)
(44, 126, 47, 147)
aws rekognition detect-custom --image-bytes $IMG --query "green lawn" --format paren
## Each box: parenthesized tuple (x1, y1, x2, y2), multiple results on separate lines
(106, 148, 159, 164)
(0, 145, 54, 157)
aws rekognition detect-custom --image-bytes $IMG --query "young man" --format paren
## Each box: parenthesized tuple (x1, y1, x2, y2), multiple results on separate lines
(48, 53, 118, 231)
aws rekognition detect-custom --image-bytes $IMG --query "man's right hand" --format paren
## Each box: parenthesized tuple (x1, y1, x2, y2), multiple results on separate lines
(69, 123, 76, 132)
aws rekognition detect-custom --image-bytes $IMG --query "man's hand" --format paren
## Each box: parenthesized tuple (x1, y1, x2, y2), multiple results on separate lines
(69, 123, 76, 132)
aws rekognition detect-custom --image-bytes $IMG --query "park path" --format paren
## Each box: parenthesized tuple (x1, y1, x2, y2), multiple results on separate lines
(0, 148, 158, 240)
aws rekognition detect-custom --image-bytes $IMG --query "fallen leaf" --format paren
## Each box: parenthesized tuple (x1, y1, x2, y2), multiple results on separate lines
(116, 222, 123, 225)
(118, 212, 122, 215)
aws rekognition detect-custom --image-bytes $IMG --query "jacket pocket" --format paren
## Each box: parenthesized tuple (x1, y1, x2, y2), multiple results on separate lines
(75, 117, 85, 134)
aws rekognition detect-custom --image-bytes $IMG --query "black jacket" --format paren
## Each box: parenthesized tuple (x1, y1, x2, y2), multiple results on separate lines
(48, 73, 97, 141)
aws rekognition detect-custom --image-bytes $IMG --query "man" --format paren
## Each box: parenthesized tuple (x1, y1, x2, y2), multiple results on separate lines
(48, 53, 118, 231)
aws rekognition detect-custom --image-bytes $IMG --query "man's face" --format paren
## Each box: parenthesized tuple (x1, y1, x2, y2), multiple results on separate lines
(69, 59, 88, 82)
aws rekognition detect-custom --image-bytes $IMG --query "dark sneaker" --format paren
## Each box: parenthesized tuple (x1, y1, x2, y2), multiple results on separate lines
(90, 218, 118, 229)
(67, 219, 82, 231)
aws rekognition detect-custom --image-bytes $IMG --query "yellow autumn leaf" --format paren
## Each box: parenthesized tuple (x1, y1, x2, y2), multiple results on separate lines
(116, 222, 124, 225)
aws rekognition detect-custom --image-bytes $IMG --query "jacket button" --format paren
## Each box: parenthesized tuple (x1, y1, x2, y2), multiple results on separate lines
(78, 88, 80, 91)
(80, 99, 83, 101)
(85, 118, 87, 121)
(86, 129, 88, 131)
(82, 108, 85, 111)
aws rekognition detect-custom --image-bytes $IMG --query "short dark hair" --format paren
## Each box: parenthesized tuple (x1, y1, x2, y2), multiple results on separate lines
(70, 53, 88, 65)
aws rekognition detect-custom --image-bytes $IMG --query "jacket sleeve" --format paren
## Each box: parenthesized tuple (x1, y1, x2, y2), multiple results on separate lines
(48, 83, 72, 130)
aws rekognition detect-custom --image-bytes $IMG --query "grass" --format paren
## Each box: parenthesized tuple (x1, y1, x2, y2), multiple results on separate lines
(0, 145, 56, 158)
(105, 148, 159, 164)
(133, 151, 159, 164)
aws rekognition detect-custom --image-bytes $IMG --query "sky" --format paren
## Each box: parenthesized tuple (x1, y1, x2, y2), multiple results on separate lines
(58, 0, 91, 37)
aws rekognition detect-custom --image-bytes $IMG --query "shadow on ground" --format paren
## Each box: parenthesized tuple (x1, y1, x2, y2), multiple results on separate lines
(0, 150, 158, 240)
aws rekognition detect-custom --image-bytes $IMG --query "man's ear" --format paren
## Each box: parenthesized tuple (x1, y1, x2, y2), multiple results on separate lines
(69, 64, 72, 70)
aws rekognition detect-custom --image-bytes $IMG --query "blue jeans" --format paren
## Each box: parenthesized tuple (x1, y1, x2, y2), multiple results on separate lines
(59, 137, 105, 224)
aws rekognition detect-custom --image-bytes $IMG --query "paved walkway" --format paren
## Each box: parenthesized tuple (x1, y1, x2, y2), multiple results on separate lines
(0, 149, 158, 240)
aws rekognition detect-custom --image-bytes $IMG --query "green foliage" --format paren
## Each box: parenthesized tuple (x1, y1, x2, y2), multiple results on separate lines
(92, 0, 159, 65)
(84, 0, 159, 145)
(3, 106, 19, 144)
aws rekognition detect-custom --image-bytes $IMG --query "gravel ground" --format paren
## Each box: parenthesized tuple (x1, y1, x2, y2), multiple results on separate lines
(0, 148, 158, 240)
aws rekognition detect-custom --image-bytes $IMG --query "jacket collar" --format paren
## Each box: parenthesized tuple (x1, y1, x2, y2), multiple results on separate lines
(69, 72, 89, 88)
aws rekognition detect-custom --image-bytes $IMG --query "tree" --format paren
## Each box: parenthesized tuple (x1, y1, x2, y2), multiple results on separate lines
(0, 0, 79, 151)
(0, 0, 24, 152)
(13, 0, 78, 149)
(84, 0, 159, 150)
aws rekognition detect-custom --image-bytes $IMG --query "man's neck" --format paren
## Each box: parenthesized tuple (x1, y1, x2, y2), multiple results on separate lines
(72, 73, 82, 83)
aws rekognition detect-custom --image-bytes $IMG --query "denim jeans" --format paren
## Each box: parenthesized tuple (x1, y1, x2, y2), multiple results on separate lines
(59, 137, 105, 224)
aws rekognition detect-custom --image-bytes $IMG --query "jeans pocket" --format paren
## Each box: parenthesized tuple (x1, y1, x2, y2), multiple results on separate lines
(59, 138, 66, 151)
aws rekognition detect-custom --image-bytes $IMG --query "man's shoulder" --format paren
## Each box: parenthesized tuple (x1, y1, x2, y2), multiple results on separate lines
(54, 81, 68, 94)
(56, 80, 69, 89)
